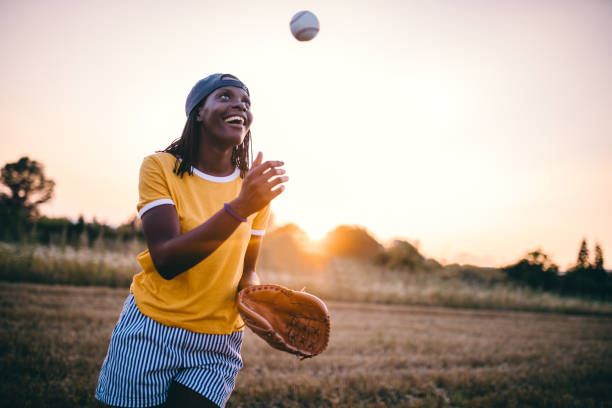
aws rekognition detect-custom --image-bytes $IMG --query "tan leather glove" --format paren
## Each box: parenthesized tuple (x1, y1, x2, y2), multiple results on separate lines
(237, 284, 331, 359)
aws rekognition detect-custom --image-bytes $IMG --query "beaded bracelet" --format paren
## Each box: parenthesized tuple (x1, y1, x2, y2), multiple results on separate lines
(224, 203, 247, 223)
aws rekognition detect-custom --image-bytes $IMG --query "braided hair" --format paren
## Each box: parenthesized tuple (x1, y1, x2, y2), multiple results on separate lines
(162, 88, 252, 179)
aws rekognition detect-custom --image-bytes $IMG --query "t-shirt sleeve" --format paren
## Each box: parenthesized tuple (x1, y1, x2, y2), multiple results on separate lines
(137, 155, 175, 218)
(251, 203, 271, 236)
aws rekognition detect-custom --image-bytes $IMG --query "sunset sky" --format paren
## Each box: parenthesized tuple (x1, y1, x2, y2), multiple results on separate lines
(1, 0, 610, 269)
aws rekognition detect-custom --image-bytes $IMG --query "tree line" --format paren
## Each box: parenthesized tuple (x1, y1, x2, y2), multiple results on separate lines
(0, 157, 143, 247)
(326, 224, 611, 300)
(502, 241, 610, 300)
(1, 156, 610, 300)
(264, 223, 610, 300)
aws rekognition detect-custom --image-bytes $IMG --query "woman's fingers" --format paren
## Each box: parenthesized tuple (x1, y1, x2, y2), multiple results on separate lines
(270, 184, 285, 199)
(252, 152, 263, 168)
(251, 160, 284, 177)
(262, 167, 286, 179)
(268, 176, 289, 188)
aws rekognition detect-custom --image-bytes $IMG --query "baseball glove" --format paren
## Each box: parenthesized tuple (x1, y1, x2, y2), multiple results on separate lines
(237, 284, 330, 359)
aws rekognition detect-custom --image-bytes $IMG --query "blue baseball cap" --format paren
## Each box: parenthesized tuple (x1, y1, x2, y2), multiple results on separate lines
(185, 73, 250, 117)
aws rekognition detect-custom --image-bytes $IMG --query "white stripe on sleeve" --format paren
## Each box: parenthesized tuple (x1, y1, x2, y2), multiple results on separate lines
(251, 229, 265, 236)
(138, 198, 175, 218)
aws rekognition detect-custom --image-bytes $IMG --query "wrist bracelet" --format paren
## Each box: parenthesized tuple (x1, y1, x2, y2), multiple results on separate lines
(224, 203, 247, 223)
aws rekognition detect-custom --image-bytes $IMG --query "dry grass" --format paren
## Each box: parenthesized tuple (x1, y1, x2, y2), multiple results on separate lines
(2, 243, 611, 315)
(262, 260, 612, 316)
(0, 242, 142, 287)
(235, 302, 612, 407)
(1, 282, 611, 407)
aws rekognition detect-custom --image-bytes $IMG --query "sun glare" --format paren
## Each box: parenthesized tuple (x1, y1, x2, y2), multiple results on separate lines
(301, 224, 329, 242)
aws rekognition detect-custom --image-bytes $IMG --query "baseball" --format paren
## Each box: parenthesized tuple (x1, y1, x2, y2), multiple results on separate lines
(290, 10, 320, 41)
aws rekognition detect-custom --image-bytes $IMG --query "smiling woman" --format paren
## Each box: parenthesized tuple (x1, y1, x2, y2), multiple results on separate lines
(94, 73, 289, 408)
(163, 74, 253, 179)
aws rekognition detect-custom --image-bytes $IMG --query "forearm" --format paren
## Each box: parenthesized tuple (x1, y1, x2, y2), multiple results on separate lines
(149, 201, 246, 279)
(144, 154, 285, 280)
(237, 235, 263, 291)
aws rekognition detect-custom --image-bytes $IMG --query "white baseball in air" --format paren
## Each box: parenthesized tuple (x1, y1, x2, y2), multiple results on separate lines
(290, 10, 320, 41)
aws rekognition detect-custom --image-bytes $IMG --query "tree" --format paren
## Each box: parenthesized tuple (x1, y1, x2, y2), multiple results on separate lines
(373, 240, 428, 270)
(322, 225, 383, 260)
(0, 157, 55, 240)
(562, 240, 608, 299)
(593, 243, 604, 272)
(576, 238, 590, 269)
(501, 249, 560, 290)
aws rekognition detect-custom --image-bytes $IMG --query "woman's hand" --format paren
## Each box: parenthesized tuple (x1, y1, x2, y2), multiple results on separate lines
(238, 270, 260, 292)
(229, 152, 288, 218)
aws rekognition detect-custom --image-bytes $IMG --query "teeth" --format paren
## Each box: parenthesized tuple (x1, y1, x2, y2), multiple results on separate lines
(224, 116, 244, 125)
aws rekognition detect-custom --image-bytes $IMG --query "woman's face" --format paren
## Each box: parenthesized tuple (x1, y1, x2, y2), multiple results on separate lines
(196, 86, 253, 148)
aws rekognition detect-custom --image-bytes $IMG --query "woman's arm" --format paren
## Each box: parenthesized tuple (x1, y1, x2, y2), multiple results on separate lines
(238, 235, 263, 291)
(142, 154, 286, 280)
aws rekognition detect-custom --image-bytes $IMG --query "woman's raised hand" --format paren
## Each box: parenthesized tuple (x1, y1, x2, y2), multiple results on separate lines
(230, 152, 288, 218)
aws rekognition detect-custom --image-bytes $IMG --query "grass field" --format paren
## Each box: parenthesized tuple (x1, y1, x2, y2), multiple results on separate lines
(1, 282, 611, 407)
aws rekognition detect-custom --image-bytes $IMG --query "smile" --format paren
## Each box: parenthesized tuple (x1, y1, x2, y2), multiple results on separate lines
(224, 116, 245, 126)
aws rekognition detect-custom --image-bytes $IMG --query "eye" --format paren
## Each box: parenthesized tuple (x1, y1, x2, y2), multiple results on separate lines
(219, 92, 230, 101)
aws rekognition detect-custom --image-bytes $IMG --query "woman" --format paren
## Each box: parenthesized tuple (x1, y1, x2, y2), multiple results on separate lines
(96, 73, 288, 408)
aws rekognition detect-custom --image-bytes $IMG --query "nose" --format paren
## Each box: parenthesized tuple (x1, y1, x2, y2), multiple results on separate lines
(232, 100, 248, 111)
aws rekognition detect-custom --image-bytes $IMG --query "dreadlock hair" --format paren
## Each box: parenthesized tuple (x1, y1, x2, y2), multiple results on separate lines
(162, 101, 252, 179)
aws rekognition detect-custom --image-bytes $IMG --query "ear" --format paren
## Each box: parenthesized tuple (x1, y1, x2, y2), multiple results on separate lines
(196, 105, 206, 123)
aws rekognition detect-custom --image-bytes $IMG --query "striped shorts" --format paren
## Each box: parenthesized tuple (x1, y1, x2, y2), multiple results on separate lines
(95, 294, 243, 408)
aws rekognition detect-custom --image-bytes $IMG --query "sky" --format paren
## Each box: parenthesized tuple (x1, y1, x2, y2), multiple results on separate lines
(1, 0, 611, 270)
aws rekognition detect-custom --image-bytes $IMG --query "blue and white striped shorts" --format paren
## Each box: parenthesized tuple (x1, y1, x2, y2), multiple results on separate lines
(95, 294, 243, 408)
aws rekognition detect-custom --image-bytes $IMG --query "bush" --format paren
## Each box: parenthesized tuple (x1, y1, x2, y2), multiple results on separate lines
(373, 240, 438, 271)
(322, 225, 383, 260)
(501, 250, 560, 291)
(561, 267, 610, 299)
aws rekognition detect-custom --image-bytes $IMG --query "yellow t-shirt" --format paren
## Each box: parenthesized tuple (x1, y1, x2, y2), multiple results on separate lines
(130, 152, 270, 334)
